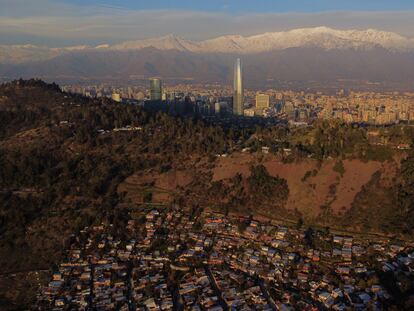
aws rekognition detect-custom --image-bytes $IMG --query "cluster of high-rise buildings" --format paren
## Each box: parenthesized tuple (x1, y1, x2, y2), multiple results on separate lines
(62, 58, 414, 125)
(318, 93, 414, 124)
(273, 90, 414, 125)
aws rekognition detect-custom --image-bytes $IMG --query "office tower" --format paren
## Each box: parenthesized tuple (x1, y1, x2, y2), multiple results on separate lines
(214, 102, 221, 114)
(150, 78, 162, 100)
(233, 58, 244, 115)
(256, 93, 270, 109)
(127, 87, 133, 99)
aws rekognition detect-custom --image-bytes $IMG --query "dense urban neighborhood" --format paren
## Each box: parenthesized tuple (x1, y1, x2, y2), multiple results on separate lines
(38, 205, 414, 310)
(64, 83, 414, 125)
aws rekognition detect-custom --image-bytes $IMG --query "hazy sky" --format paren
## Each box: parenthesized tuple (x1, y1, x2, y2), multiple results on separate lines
(2, 0, 414, 46)
(55, 0, 414, 13)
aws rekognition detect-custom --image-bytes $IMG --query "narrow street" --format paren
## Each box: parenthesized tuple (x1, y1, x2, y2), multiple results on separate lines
(204, 265, 229, 311)
(259, 279, 278, 311)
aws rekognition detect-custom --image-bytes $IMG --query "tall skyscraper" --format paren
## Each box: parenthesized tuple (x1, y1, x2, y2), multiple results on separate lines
(150, 78, 162, 100)
(233, 58, 244, 115)
(256, 93, 270, 109)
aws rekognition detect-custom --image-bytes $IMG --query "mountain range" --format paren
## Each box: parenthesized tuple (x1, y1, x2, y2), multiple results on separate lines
(1, 27, 414, 88)
(111, 27, 414, 54)
(1, 27, 414, 64)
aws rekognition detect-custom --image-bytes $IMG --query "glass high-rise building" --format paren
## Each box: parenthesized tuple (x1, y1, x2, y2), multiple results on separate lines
(150, 78, 162, 100)
(256, 93, 270, 109)
(233, 58, 244, 115)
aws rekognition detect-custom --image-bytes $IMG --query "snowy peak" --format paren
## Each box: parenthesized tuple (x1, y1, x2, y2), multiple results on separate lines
(1, 27, 414, 64)
(288, 27, 410, 50)
(108, 27, 414, 54)
(111, 34, 198, 52)
(198, 27, 414, 53)
(0, 44, 92, 64)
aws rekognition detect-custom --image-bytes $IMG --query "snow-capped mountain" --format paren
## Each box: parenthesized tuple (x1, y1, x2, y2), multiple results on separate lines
(0, 44, 90, 64)
(108, 27, 414, 54)
(111, 34, 198, 52)
(1, 27, 414, 64)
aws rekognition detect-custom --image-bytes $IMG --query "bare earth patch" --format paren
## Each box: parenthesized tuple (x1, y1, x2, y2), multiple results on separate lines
(118, 169, 194, 204)
(329, 160, 381, 213)
(211, 153, 397, 217)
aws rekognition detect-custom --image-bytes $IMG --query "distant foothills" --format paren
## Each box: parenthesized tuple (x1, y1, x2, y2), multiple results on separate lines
(2, 27, 414, 89)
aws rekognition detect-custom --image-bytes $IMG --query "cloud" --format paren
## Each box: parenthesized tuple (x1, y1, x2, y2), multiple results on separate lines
(1, 0, 414, 46)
